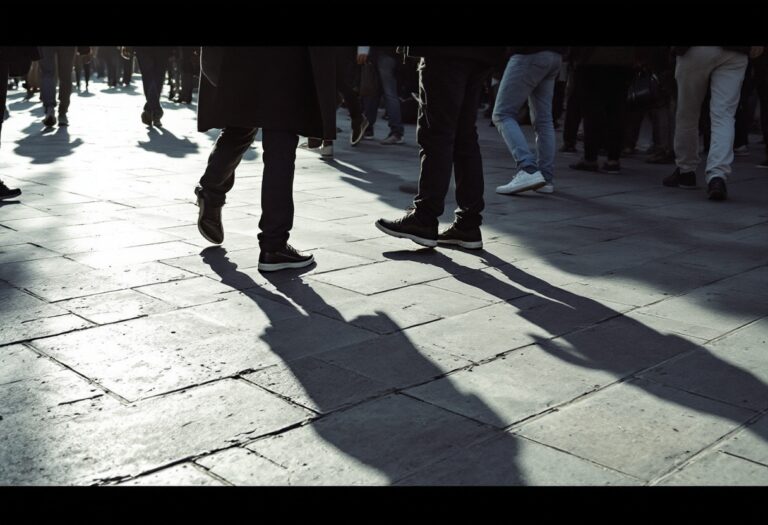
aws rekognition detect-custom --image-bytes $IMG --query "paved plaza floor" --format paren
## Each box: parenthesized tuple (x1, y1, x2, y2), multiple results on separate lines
(1, 75, 767, 486)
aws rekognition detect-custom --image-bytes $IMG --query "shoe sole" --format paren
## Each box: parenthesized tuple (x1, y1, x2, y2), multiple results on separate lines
(437, 238, 483, 250)
(196, 194, 223, 244)
(535, 188, 554, 194)
(375, 221, 437, 247)
(258, 257, 315, 272)
(496, 180, 546, 195)
(350, 120, 370, 146)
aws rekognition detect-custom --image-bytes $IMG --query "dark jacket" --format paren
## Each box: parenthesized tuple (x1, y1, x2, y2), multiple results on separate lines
(198, 46, 337, 139)
(0, 46, 41, 76)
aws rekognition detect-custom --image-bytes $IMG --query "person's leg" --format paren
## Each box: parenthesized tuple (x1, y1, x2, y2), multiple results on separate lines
(39, 47, 57, 121)
(377, 53, 404, 139)
(674, 48, 718, 175)
(529, 53, 561, 183)
(706, 50, 748, 184)
(733, 61, 753, 150)
(453, 60, 489, 230)
(258, 128, 300, 251)
(492, 54, 541, 173)
(55, 47, 76, 118)
(754, 58, 768, 163)
(579, 67, 604, 163)
(562, 65, 582, 149)
(603, 67, 631, 163)
(198, 127, 259, 205)
(411, 56, 467, 228)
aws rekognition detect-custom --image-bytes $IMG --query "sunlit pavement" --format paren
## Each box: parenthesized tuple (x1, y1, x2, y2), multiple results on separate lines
(1, 74, 767, 486)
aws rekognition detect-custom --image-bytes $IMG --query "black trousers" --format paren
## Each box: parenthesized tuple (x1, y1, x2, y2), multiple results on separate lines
(563, 65, 583, 146)
(413, 56, 489, 229)
(755, 58, 768, 154)
(1, 61, 8, 145)
(136, 47, 171, 115)
(579, 66, 632, 162)
(199, 127, 299, 251)
(336, 47, 362, 121)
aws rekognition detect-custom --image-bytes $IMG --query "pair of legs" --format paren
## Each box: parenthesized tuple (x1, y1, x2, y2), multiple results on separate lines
(39, 46, 75, 125)
(364, 52, 404, 142)
(375, 55, 489, 250)
(198, 127, 299, 252)
(492, 50, 562, 192)
(136, 47, 172, 126)
(673, 47, 748, 186)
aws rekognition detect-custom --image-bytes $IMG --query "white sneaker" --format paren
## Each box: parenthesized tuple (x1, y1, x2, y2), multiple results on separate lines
(496, 169, 546, 195)
(536, 183, 554, 194)
(318, 143, 334, 158)
(734, 145, 749, 157)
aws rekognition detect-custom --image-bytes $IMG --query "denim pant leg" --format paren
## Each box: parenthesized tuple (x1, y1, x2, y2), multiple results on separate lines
(259, 129, 300, 251)
(377, 54, 404, 136)
(675, 48, 717, 173)
(492, 53, 544, 172)
(529, 53, 562, 182)
(39, 47, 58, 109)
(706, 51, 748, 182)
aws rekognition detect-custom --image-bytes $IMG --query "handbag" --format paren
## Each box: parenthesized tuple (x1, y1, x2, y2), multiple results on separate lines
(627, 69, 664, 110)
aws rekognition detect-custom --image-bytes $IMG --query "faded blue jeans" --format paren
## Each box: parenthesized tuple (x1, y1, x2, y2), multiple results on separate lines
(492, 51, 562, 183)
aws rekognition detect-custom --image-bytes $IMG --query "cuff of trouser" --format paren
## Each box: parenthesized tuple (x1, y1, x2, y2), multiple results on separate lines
(196, 185, 226, 207)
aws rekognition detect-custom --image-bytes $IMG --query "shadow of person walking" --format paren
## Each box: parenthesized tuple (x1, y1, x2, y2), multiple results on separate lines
(380, 246, 768, 482)
(198, 246, 541, 485)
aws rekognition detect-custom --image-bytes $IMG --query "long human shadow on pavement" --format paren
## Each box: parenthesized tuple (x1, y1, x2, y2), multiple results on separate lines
(200, 246, 526, 485)
(382, 248, 768, 459)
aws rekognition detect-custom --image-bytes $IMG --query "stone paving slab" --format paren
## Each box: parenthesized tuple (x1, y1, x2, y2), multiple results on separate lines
(395, 433, 641, 486)
(243, 394, 494, 485)
(516, 378, 757, 481)
(658, 450, 768, 486)
(119, 463, 224, 486)
(718, 415, 768, 466)
(0, 379, 311, 485)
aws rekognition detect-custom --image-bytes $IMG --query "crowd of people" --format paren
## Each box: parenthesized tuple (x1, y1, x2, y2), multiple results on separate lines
(1, 46, 766, 273)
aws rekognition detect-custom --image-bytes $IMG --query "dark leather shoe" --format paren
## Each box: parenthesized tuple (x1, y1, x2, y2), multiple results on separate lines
(195, 186, 224, 244)
(258, 244, 314, 272)
(141, 110, 152, 126)
(663, 167, 696, 188)
(707, 177, 727, 201)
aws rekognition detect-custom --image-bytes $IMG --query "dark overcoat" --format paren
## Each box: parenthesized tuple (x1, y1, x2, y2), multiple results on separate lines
(197, 46, 337, 140)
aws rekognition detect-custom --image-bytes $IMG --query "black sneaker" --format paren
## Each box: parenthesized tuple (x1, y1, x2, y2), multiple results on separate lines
(350, 115, 369, 146)
(152, 112, 163, 128)
(663, 167, 696, 189)
(195, 186, 224, 244)
(258, 244, 314, 272)
(141, 110, 152, 126)
(0, 180, 21, 201)
(559, 143, 577, 153)
(569, 159, 599, 172)
(375, 210, 438, 247)
(707, 177, 727, 201)
(756, 159, 768, 169)
(438, 223, 483, 249)
(43, 107, 56, 127)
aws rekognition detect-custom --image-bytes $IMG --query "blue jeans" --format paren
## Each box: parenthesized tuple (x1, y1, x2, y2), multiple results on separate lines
(492, 51, 562, 182)
(364, 53, 404, 136)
